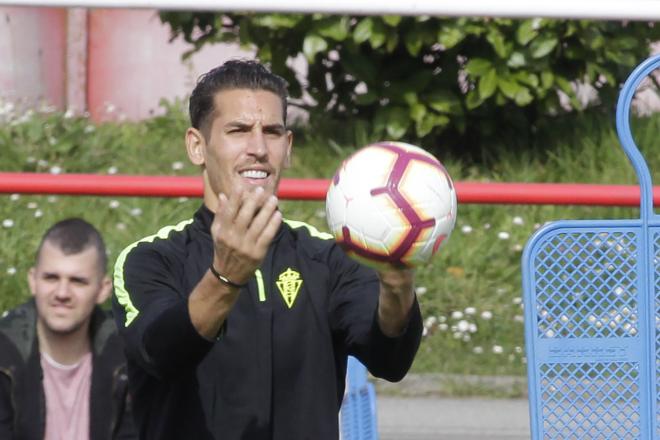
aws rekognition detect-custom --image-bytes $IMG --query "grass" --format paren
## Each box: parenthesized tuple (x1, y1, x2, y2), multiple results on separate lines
(1, 101, 659, 394)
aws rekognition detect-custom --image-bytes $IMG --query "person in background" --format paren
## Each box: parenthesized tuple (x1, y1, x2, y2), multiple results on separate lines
(0, 218, 136, 439)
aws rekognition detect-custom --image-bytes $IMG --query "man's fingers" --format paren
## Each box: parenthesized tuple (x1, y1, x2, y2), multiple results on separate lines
(216, 187, 243, 225)
(234, 186, 268, 231)
(248, 194, 281, 247)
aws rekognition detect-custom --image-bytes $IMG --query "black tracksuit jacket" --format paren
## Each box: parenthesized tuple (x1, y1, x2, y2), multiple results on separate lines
(112, 205, 423, 440)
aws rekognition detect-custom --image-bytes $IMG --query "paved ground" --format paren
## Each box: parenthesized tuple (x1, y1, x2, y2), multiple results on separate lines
(377, 396, 530, 440)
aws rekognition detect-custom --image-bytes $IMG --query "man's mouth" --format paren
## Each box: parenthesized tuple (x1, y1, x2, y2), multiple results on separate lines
(240, 170, 269, 180)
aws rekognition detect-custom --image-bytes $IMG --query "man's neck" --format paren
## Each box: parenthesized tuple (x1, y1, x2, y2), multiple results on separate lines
(36, 321, 92, 366)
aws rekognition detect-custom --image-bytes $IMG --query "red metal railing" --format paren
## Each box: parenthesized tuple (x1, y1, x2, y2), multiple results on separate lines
(0, 172, 655, 206)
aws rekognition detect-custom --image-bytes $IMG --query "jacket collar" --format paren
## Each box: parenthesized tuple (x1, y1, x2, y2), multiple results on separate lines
(0, 299, 111, 363)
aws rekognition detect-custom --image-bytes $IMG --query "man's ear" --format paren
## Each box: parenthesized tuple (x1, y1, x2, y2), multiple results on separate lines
(27, 267, 36, 297)
(96, 275, 112, 305)
(284, 130, 293, 169)
(185, 127, 206, 166)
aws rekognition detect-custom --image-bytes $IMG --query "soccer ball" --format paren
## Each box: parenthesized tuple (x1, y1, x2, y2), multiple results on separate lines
(325, 141, 457, 269)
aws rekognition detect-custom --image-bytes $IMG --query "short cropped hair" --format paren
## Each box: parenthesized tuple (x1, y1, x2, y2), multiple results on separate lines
(189, 59, 289, 137)
(36, 218, 108, 274)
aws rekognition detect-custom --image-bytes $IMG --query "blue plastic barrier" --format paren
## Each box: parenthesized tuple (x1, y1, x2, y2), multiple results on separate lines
(522, 54, 660, 439)
(340, 356, 379, 440)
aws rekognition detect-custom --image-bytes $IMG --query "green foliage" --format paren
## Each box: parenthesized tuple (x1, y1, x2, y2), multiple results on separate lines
(2, 107, 660, 389)
(159, 13, 659, 155)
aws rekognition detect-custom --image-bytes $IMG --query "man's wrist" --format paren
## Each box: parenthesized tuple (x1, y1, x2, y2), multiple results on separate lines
(209, 265, 247, 289)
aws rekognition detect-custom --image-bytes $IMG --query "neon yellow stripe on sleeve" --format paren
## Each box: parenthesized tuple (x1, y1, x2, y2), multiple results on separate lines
(113, 219, 194, 327)
(283, 219, 333, 240)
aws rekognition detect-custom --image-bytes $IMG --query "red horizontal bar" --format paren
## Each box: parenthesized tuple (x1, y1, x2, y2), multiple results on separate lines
(0, 172, 653, 206)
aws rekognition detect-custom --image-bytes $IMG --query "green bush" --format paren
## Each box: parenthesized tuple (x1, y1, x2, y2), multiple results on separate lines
(159, 13, 659, 155)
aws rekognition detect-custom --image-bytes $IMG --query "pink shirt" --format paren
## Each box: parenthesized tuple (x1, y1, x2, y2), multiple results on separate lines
(40, 351, 92, 440)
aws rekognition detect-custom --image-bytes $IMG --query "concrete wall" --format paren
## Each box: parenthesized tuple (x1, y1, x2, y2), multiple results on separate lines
(87, 9, 250, 121)
(0, 7, 66, 109)
(0, 7, 250, 121)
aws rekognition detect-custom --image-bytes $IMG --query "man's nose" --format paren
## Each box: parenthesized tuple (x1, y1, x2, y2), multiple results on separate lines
(54, 281, 71, 300)
(246, 130, 268, 158)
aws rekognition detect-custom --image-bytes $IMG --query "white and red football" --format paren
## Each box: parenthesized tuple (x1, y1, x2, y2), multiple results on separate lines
(325, 141, 457, 269)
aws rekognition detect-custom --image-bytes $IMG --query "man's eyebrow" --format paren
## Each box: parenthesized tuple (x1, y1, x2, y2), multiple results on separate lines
(225, 121, 253, 129)
(263, 123, 287, 131)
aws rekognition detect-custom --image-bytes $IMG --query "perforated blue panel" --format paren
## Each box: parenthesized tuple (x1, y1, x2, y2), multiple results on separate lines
(340, 356, 379, 440)
(533, 231, 639, 339)
(523, 54, 660, 440)
(654, 231, 660, 437)
(539, 362, 641, 439)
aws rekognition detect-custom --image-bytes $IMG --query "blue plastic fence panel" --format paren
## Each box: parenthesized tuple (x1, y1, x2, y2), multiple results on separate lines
(522, 54, 660, 439)
(340, 356, 379, 440)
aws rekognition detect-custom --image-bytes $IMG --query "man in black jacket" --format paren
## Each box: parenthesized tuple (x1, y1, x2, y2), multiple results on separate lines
(0, 218, 135, 439)
(113, 59, 423, 439)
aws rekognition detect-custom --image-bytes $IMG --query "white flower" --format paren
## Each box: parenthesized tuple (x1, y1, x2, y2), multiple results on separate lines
(450, 311, 464, 320)
(483, 223, 491, 230)
(49, 165, 62, 175)
(533, 223, 542, 230)
(130, 208, 142, 217)
(37, 159, 49, 167)
(116, 222, 126, 231)
(468, 323, 478, 333)
(27, 202, 38, 209)
(171, 161, 184, 171)
(461, 225, 473, 234)
(438, 323, 448, 331)
(48, 137, 57, 146)
(514, 346, 523, 354)
(64, 109, 75, 119)
(473, 346, 484, 354)
(492, 345, 504, 354)
(2, 219, 14, 228)
(107, 166, 118, 175)
(498, 231, 510, 240)
(109, 200, 120, 209)
(1, 311, 7, 318)
(456, 320, 470, 333)
(84, 125, 95, 133)
(514, 315, 524, 323)
(9, 194, 20, 201)
(512, 244, 523, 252)
(480, 310, 493, 320)
(462, 334, 471, 342)
(422, 327, 428, 337)
(34, 209, 43, 218)
(314, 209, 326, 218)
(47, 196, 57, 203)
(437, 315, 447, 323)
(105, 103, 116, 113)
(452, 332, 462, 339)
(512, 216, 524, 225)
(512, 297, 522, 305)
(6, 267, 16, 275)
(415, 286, 428, 295)
(424, 316, 438, 328)
(464, 307, 476, 315)
(178, 197, 189, 203)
